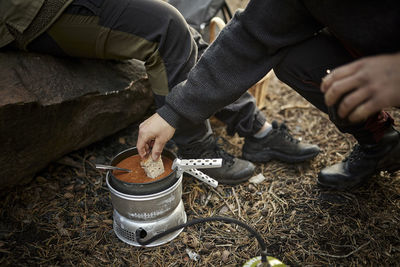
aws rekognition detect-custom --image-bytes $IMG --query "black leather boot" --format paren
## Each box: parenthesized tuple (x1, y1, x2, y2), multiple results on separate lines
(178, 135, 255, 185)
(318, 126, 400, 190)
(242, 121, 320, 163)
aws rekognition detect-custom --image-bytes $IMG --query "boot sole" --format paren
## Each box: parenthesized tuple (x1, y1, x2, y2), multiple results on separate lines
(316, 176, 370, 191)
(185, 172, 252, 185)
(216, 175, 253, 185)
(317, 141, 400, 190)
(317, 165, 400, 191)
(242, 150, 320, 163)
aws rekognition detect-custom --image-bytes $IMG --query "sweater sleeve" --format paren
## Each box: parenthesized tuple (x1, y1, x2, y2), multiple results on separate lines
(157, 0, 323, 128)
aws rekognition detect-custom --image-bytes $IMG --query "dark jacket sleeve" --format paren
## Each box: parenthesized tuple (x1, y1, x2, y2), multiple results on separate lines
(157, 0, 323, 128)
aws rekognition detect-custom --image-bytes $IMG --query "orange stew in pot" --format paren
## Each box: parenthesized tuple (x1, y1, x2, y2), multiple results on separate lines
(113, 154, 174, 183)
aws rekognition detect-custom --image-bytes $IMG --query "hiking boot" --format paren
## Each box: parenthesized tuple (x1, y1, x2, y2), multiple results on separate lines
(177, 135, 255, 185)
(318, 126, 400, 190)
(242, 121, 320, 163)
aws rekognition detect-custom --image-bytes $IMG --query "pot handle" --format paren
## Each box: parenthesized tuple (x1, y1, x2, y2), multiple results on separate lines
(184, 169, 219, 188)
(172, 158, 222, 170)
(172, 158, 222, 188)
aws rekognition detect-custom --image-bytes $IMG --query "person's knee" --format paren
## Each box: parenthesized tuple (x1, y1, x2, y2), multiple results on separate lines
(134, 0, 190, 41)
(102, 0, 190, 43)
(273, 59, 290, 83)
(273, 53, 301, 87)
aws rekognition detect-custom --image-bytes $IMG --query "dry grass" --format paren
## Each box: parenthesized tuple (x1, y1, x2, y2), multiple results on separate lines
(1, 74, 399, 266)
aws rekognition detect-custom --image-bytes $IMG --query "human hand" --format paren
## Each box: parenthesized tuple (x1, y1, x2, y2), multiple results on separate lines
(321, 53, 400, 123)
(137, 113, 176, 161)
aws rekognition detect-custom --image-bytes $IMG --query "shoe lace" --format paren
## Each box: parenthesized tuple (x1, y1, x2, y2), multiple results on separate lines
(344, 144, 365, 163)
(275, 122, 300, 144)
(179, 136, 235, 167)
(213, 137, 235, 167)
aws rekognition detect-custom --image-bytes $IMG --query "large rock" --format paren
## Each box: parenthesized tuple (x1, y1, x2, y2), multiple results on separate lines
(0, 51, 153, 189)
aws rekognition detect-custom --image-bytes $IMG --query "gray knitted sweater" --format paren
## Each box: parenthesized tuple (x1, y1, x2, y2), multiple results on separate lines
(157, 0, 400, 128)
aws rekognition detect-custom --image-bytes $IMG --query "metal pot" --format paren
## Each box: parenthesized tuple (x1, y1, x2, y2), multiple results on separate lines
(107, 147, 179, 195)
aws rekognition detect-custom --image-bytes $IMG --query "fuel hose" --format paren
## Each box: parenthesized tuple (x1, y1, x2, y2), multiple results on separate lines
(136, 216, 269, 265)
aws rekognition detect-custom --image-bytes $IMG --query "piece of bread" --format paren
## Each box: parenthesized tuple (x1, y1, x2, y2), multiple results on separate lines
(140, 156, 164, 179)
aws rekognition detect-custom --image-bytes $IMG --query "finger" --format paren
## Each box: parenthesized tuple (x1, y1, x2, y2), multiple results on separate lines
(151, 138, 166, 161)
(137, 129, 153, 158)
(321, 61, 361, 93)
(337, 86, 372, 118)
(142, 140, 154, 159)
(348, 99, 382, 123)
(324, 73, 364, 106)
(137, 135, 148, 158)
(149, 139, 155, 148)
(144, 143, 150, 157)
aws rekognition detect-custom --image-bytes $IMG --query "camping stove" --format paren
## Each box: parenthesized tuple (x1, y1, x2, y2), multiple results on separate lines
(106, 174, 186, 247)
(106, 147, 221, 247)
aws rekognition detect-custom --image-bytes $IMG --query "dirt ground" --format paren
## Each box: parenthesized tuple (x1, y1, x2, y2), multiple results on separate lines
(1, 1, 400, 266)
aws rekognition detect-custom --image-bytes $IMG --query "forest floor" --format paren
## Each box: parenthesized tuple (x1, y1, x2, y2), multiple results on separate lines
(2, 72, 399, 266)
(1, 1, 400, 266)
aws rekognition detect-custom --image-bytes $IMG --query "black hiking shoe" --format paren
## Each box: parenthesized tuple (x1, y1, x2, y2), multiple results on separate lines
(177, 135, 255, 185)
(318, 126, 400, 190)
(242, 121, 320, 163)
